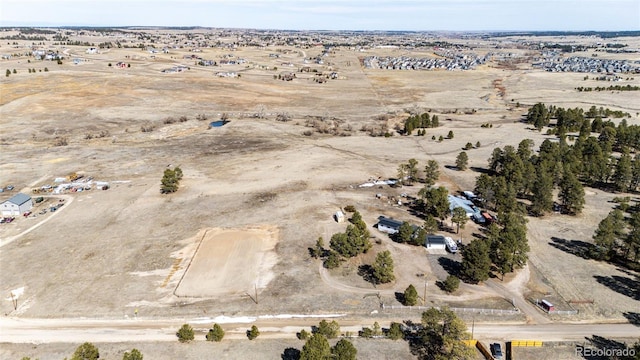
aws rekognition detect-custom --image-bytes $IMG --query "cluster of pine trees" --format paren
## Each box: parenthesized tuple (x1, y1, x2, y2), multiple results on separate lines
(593, 198, 640, 266)
(526, 103, 632, 136)
(403, 112, 440, 135)
(576, 84, 640, 92)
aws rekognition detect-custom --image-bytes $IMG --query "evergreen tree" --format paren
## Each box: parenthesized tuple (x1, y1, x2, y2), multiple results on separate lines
(71, 342, 99, 360)
(461, 239, 491, 283)
(388, 322, 404, 340)
(206, 323, 225, 342)
(247, 325, 260, 340)
(451, 207, 468, 234)
(455, 151, 468, 170)
(418, 186, 449, 224)
(423, 160, 440, 187)
(122, 349, 143, 360)
(612, 151, 633, 192)
(443, 275, 460, 293)
(372, 250, 395, 284)
(492, 212, 529, 279)
(403, 284, 418, 306)
(423, 215, 439, 234)
(331, 339, 357, 360)
(593, 209, 625, 260)
(300, 333, 331, 360)
(531, 165, 554, 216)
(416, 307, 474, 360)
(559, 169, 585, 215)
(176, 324, 194, 343)
(397, 221, 414, 243)
(316, 320, 340, 339)
(631, 154, 640, 191)
(406, 158, 419, 184)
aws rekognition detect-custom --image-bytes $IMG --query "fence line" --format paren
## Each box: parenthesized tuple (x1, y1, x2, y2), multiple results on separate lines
(549, 310, 579, 315)
(382, 304, 520, 315)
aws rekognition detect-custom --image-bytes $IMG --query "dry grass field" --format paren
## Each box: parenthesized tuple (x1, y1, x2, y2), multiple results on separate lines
(1, 29, 639, 358)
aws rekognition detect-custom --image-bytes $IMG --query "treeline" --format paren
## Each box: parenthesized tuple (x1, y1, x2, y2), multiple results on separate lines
(526, 103, 633, 141)
(403, 112, 440, 135)
(576, 85, 640, 92)
(0, 34, 48, 41)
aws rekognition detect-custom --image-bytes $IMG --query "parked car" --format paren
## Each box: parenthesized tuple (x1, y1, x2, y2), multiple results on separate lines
(6, 185, 14, 191)
(490, 343, 503, 359)
(23, 211, 31, 217)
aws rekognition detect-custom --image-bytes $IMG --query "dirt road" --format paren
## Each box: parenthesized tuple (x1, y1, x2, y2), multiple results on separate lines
(2, 316, 638, 343)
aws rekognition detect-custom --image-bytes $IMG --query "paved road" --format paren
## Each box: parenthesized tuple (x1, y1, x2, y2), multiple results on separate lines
(2, 316, 638, 344)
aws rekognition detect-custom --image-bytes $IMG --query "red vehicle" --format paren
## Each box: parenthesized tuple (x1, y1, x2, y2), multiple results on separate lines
(23, 211, 32, 217)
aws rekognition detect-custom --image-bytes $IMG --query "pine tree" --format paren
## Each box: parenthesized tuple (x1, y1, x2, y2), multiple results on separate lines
(531, 165, 554, 216)
(403, 284, 418, 305)
(206, 323, 225, 342)
(397, 221, 414, 243)
(300, 333, 331, 360)
(372, 250, 395, 284)
(461, 239, 491, 283)
(559, 169, 585, 215)
(455, 151, 468, 170)
(331, 339, 357, 360)
(451, 207, 468, 234)
(612, 151, 633, 192)
(247, 325, 260, 340)
(423, 160, 440, 187)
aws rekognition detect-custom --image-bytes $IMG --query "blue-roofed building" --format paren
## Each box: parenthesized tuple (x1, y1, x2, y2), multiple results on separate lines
(448, 195, 480, 217)
(1, 192, 33, 216)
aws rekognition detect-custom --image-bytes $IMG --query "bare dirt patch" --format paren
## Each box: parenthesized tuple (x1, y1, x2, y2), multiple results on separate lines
(175, 226, 278, 297)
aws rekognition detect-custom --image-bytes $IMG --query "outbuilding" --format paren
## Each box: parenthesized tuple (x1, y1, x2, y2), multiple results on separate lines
(377, 216, 403, 234)
(1, 193, 33, 216)
(425, 235, 447, 250)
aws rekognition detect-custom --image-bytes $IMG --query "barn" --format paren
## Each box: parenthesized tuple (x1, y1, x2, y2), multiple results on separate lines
(1, 193, 33, 216)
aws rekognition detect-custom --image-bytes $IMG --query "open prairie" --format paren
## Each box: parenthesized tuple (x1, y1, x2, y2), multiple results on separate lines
(1, 29, 639, 358)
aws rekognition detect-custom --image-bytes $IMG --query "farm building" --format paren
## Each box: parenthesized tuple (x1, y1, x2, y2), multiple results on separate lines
(425, 235, 446, 250)
(377, 216, 403, 234)
(1, 193, 33, 216)
(334, 211, 345, 223)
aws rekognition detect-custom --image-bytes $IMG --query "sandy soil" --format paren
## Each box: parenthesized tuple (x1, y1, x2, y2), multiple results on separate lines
(174, 226, 278, 297)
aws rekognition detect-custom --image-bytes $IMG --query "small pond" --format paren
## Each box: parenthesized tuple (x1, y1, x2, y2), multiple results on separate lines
(209, 120, 228, 127)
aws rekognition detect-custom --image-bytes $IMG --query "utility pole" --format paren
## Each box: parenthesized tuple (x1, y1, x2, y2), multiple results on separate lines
(255, 284, 258, 305)
(423, 281, 427, 305)
(471, 318, 475, 340)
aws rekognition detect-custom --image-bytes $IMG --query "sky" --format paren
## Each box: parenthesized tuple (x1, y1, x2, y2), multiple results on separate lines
(1, 0, 639, 31)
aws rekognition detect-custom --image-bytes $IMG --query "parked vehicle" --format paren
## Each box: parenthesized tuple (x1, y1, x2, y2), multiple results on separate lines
(23, 211, 31, 217)
(490, 343, 503, 359)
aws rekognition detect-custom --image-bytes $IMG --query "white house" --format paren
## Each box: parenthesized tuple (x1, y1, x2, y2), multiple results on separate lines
(86, 47, 98, 54)
(1, 193, 33, 216)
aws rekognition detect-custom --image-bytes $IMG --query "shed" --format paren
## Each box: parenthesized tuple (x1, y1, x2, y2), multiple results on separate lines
(377, 216, 403, 234)
(425, 235, 446, 250)
(334, 211, 345, 223)
(1, 193, 33, 216)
